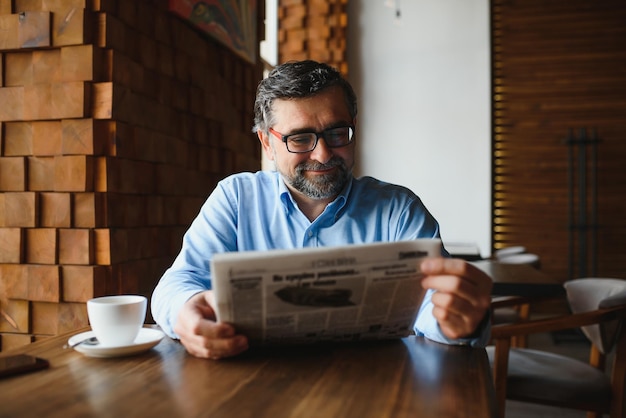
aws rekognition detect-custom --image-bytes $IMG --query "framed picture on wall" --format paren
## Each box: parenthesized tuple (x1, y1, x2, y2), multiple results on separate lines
(168, 0, 258, 63)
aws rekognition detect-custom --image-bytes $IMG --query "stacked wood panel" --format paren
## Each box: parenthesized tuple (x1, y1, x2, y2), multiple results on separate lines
(0, 0, 263, 351)
(491, 0, 626, 283)
(277, 0, 347, 75)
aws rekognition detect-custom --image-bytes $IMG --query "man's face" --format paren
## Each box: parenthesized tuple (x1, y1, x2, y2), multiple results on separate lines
(258, 86, 356, 201)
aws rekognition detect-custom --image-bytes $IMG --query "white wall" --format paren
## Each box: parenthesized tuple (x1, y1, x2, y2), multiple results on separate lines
(260, 0, 278, 66)
(347, 0, 492, 257)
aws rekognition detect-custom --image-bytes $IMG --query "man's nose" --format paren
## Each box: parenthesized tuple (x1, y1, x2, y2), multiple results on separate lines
(309, 137, 333, 164)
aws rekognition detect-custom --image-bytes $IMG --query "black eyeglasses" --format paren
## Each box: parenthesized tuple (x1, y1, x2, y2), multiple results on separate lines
(268, 125, 355, 153)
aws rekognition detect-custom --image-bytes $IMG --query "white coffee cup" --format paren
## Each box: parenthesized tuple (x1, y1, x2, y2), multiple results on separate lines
(87, 295, 147, 347)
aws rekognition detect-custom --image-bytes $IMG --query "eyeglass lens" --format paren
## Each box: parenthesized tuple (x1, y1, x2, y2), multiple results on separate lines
(286, 126, 353, 153)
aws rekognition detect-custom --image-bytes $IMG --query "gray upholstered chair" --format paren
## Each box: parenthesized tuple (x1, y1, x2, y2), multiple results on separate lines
(487, 277, 626, 418)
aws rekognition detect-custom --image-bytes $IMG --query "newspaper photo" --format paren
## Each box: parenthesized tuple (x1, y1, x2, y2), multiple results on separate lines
(211, 239, 442, 346)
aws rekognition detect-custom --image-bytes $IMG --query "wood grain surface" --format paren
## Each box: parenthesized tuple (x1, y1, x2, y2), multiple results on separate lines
(0, 328, 496, 418)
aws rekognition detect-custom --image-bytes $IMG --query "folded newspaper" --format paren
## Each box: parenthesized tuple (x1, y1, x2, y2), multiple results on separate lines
(211, 239, 442, 346)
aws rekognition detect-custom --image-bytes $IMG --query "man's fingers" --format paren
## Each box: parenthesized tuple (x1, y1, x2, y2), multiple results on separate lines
(180, 324, 248, 360)
(420, 258, 493, 300)
(421, 257, 467, 275)
(421, 258, 491, 286)
(174, 291, 250, 359)
(420, 257, 492, 339)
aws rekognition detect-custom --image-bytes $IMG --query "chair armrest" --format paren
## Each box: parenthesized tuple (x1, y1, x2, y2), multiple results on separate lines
(490, 304, 626, 340)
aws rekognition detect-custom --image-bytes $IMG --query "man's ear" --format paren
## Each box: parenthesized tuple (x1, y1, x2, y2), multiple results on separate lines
(258, 130, 275, 161)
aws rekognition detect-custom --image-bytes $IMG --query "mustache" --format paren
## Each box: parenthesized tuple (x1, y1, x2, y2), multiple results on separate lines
(297, 157, 344, 172)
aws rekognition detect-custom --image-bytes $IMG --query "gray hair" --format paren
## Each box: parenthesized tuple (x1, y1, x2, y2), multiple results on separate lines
(252, 60, 358, 134)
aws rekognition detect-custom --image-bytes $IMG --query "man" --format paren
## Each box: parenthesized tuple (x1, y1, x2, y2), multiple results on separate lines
(152, 60, 492, 359)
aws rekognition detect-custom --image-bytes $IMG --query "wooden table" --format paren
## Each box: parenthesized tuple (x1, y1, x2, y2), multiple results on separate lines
(472, 260, 565, 298)
(0, 327, 496, 418)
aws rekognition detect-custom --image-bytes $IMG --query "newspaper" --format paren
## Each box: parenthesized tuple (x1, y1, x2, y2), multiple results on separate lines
(211, 239, 442, 346)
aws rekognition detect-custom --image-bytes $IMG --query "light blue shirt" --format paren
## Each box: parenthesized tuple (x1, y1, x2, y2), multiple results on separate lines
(152, 171, 490, 347)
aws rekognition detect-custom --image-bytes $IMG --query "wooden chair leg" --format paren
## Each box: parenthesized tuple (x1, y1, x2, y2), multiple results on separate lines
(586, 346, 607, 418)
(588, 344, 605, 370)
(511, 303, 530, 348)
(609, 328, 626, 418)
(492, 338, 512, 418)
(517, 303, 530, 347)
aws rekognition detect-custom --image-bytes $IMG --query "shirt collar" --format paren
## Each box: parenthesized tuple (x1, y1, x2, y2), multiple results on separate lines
(278, 178, 295, 211)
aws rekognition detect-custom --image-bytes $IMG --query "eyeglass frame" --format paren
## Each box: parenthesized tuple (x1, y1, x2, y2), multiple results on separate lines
(268, 125, 355, 154)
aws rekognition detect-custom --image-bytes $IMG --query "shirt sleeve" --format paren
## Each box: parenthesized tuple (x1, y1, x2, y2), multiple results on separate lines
(151, 181, 238, 338)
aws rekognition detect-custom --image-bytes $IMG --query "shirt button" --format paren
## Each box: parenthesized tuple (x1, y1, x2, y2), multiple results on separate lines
(308, 231, 313, 237)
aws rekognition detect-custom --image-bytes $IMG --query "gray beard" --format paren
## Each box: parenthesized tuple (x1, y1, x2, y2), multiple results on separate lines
(287, 157, 351, 200)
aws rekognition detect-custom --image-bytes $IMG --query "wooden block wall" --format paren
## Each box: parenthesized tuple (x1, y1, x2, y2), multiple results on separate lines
(278, 0, 348, 75)
(0, 0, 264, 351)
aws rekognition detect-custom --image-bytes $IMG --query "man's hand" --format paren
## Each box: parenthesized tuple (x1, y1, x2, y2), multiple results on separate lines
(174, 291, 249, 359)
(420, 257, 492, 339)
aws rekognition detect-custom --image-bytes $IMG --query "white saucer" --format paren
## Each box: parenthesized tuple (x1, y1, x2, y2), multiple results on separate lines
(68, 328, 165, 358)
